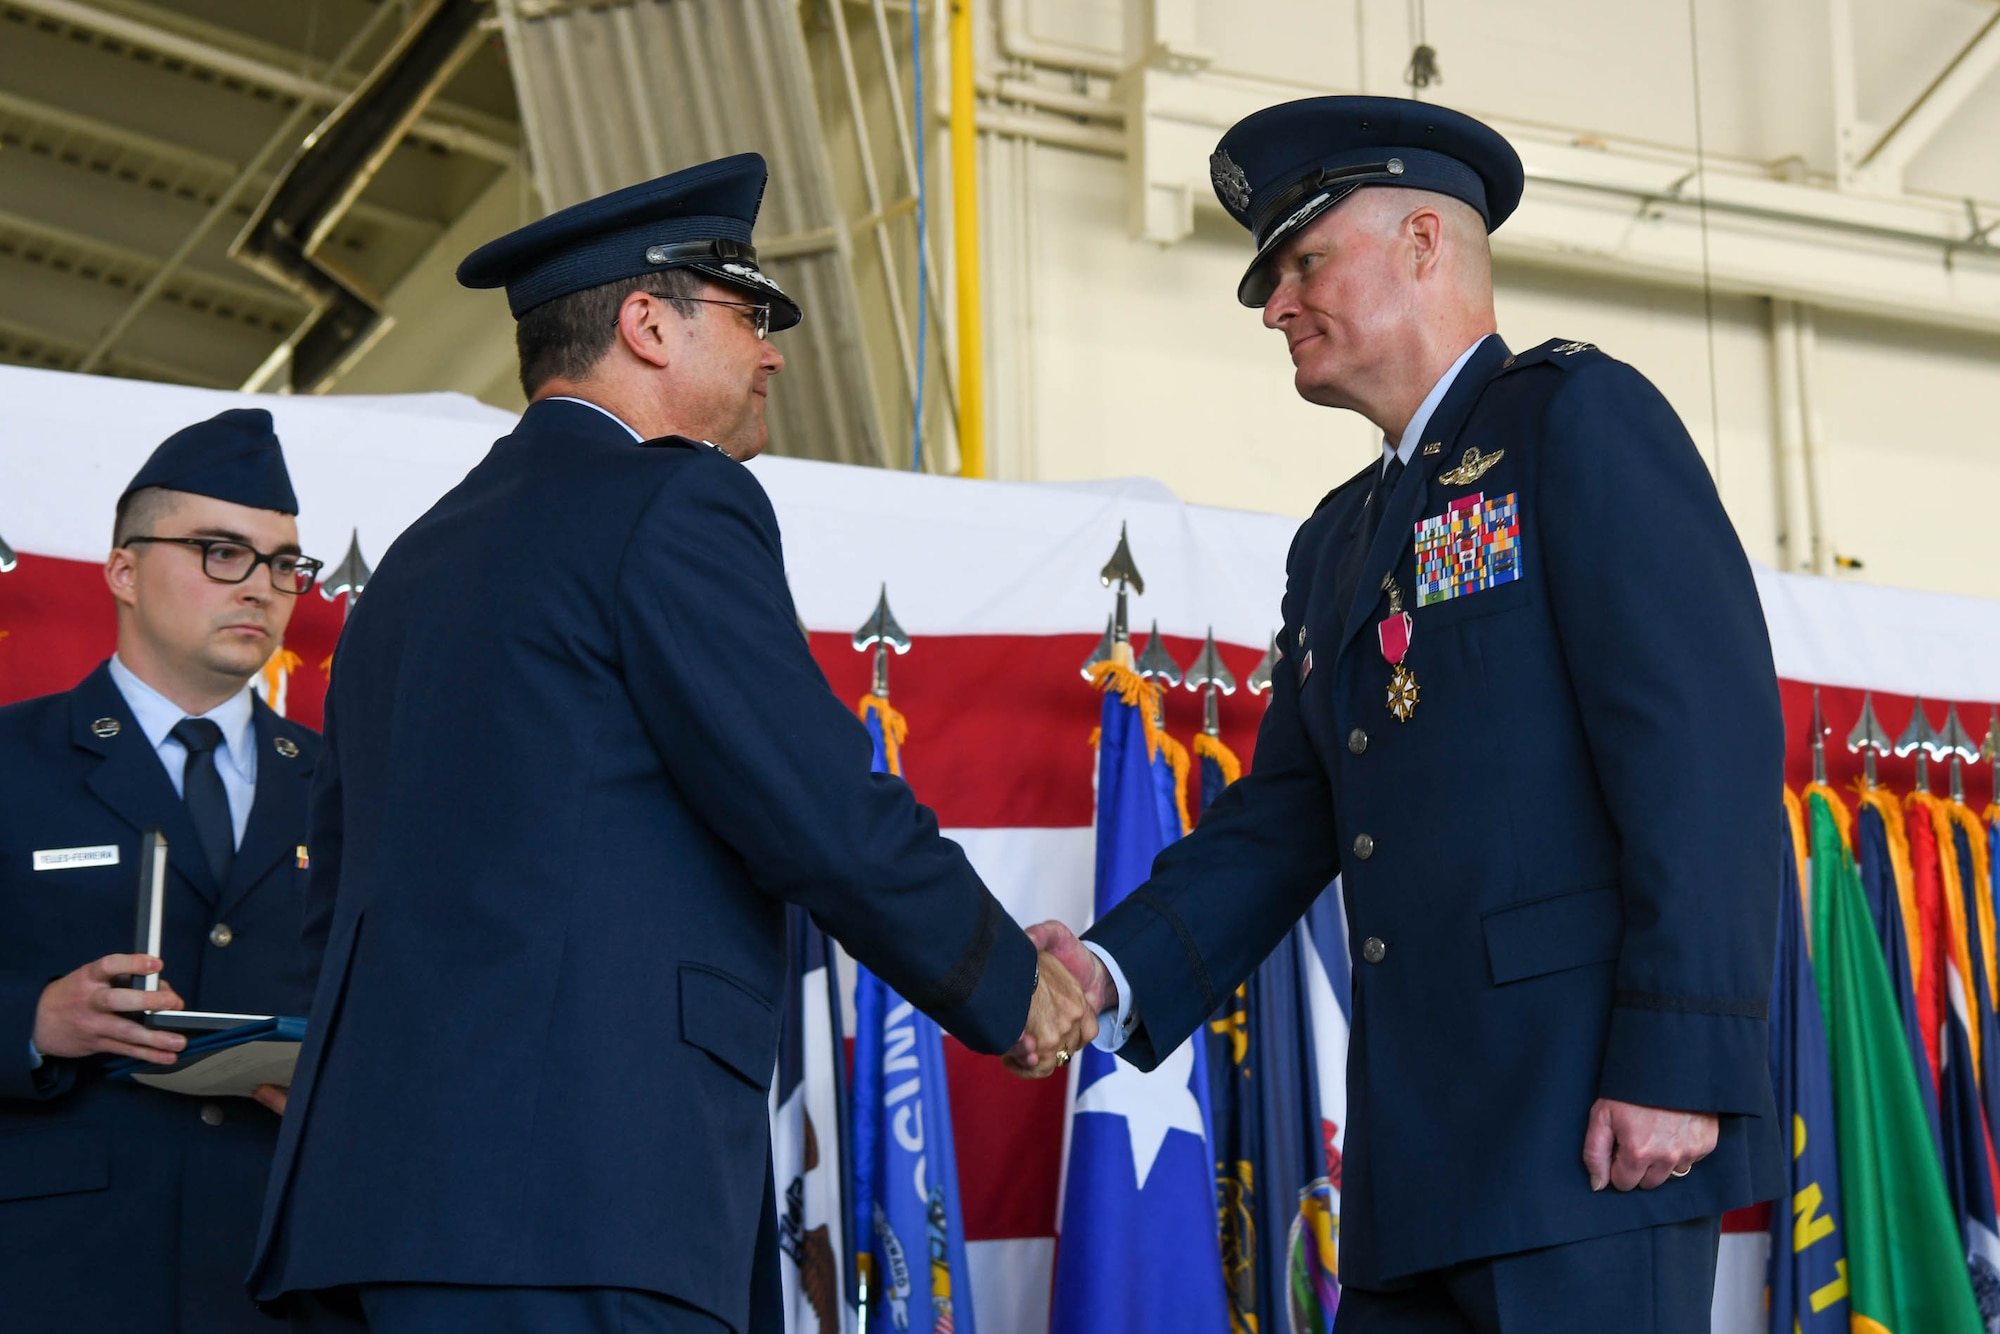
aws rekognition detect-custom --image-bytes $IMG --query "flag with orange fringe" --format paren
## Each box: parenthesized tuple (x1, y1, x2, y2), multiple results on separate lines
(1810, 787, 1985, 1334)
(1851, 783, 1945, 1154)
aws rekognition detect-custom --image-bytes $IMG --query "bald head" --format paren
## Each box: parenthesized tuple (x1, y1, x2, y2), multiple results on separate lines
(1257, 185, 1499, 442)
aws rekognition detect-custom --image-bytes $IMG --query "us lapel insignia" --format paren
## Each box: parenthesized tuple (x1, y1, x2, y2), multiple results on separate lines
(91, 717, 121, 739)
(1421, 441, 1442, 456)
(273, 736, 300, 759)
(1440, 446, 1504, 486)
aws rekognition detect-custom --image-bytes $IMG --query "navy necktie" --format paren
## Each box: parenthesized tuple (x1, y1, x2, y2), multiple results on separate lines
(1360, 454, 1407, 554)
(171, 718, 235, 885)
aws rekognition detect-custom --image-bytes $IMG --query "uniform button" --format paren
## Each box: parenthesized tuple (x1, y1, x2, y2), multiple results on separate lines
(208, 923, 234, 948)
(199, 1103, 225, 1127)
(1362, 937, 1388, 964)
(1347, 728, 1368, 755)
(1353, 833, 1375, 860)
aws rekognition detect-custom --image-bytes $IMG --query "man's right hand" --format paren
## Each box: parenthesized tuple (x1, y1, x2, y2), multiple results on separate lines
(32, 955, 187, 1064)
(1003, 950, 1098, 1078)
(1026, 920, 1113, 1014)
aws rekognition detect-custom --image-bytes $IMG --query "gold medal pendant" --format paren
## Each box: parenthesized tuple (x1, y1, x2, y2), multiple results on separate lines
(1376, 572, 1419, 722)
(1386, 662, 1420, 722)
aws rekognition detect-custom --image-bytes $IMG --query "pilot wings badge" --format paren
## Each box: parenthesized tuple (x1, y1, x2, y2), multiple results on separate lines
(1440, 446, 1504, 487)
(1210, 149, 1252, 213)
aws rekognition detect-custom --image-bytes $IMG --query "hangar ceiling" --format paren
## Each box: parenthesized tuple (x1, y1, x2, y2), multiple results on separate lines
(0, 0, 519, 390)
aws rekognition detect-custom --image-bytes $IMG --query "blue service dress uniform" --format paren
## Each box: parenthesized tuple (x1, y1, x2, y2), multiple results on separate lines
(1084, 335, 1786, 1309)
(0, 661, 320, 1333)
(249, 398, 1036, 1331)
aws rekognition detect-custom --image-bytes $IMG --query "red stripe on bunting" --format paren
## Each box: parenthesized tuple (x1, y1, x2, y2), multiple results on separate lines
(0, 553, 346, 723)
(0, 553, 1273, 829)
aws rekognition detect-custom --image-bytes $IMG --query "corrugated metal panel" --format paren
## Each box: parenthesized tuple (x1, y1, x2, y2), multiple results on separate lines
(497, 0, 885, 468)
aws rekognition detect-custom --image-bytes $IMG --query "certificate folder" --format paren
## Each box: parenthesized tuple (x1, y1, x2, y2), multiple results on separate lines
(106, 1015, 306, 1099)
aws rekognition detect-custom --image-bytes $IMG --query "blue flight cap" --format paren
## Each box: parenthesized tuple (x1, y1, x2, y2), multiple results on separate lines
(456, 152, 803, 331)
(1209, 96, 1524, 307)
(122, 408, 298, 515)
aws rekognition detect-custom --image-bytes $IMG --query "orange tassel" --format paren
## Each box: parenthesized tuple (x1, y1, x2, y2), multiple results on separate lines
(1783, 787, 1810, 949)
(1084, 661, 1190, 836)
(855, 694, 908, 778)
(259, 647, 303, 717)
(1856, 783, 1922, 993)
(1913, 790, 1983, 1080)
(1193, 732, 1243, 788)
(1946, 799, 1999, 1018)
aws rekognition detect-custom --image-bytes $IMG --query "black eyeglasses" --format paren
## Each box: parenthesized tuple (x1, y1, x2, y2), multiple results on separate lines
(620, 296, 771, 340)
(124, 537, 324, 595)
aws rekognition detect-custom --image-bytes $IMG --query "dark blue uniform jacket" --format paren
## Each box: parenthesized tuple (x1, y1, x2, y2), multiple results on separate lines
(249, 399, 1035, 1331)
(1085, 337, 1785, 1285)
(0, 661, 319, 1332)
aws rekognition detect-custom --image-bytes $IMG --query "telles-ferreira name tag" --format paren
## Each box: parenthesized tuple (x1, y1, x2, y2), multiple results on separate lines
(34, 845, 121, 871)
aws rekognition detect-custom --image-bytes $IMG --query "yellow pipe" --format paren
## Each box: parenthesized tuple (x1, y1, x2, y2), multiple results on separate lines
(948, 0, 984, 478)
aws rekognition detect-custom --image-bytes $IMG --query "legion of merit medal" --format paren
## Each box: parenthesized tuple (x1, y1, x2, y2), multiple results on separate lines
(1378, 572, 1418, 721)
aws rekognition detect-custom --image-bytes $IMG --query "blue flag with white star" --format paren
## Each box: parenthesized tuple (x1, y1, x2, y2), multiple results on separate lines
(1051, 678, 1229, 1333)
(849, 700, 977, 1334)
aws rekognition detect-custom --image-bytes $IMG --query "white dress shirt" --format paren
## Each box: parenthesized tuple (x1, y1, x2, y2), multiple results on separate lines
(108, 655, 257, 849)
(1083, 333, 1493, 1053)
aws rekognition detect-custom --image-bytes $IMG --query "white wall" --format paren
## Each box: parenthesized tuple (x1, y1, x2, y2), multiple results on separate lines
(966, 0, 2000, 599)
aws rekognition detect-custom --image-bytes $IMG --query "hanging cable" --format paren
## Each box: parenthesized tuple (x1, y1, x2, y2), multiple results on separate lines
(910, 0, 929, 473)
(1686, 0, 1724, 489)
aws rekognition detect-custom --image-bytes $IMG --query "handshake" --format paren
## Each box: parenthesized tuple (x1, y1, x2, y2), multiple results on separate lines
(1003, 922, 1122, 1080)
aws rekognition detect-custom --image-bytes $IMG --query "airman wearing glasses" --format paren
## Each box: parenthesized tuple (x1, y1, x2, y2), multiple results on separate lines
(0, 407, 323, 1334)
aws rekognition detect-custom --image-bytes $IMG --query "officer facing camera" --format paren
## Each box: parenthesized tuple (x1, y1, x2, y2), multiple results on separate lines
(0, 409, 323, 1333)
(1032, 96, 1785, 1332)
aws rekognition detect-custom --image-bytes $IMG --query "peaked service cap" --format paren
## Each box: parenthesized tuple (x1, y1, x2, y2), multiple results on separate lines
(1209, 96, 1524, 307)
(456, 152, 802, 331)
(122, 408, 298, 515)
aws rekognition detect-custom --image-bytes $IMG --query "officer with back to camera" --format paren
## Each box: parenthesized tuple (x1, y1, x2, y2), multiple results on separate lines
(250, 152, 1094, 1334)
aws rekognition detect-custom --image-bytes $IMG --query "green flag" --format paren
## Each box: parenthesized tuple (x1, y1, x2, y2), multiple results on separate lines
(1809, 790, 1982, 1334)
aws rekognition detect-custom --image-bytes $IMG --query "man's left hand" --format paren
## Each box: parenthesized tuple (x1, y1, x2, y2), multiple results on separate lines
(1582, 1098, 1718, 1191)
(253, 1084, 288, 1115)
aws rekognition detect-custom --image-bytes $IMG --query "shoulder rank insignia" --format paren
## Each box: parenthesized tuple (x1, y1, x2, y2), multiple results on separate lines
(1439, 446, 1503, 486)
(1553, 340, 1595, 355)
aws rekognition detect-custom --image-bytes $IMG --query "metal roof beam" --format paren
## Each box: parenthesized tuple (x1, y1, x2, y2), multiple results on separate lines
(1855, 6, 2000, 188)
(0, 86, 452, 243)
(5, 0, 519, 165)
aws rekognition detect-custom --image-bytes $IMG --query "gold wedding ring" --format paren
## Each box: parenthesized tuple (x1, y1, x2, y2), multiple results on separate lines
(1054, 1049, 1071, 1066)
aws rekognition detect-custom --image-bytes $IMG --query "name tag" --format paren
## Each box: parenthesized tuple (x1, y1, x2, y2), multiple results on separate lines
(34, 845, 121, 871)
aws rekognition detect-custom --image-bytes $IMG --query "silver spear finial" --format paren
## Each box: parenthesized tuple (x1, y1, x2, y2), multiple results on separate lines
(1186, 628, 1237, 737)
(1083, 524, 1145, 674)
(1847, 691, 1891, 788)
(1246, 630, 1279, 697)
(319, 529, 373, 610)
(1896, 697, 1941, 794)
(852, 584, 911, 699)
(1937, 703, 1978, 804)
